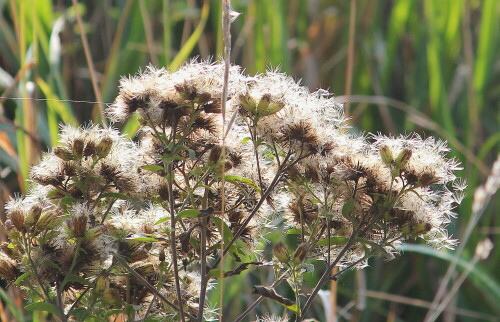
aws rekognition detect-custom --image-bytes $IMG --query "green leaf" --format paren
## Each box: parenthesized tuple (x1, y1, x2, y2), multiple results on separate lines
(224, 175, 261, 193)
(104, 309, 124, 318)
(14, 272, 34, 285)
(175, 209, 200, 220)
(188, 148, 196, 160)
(63, 274, 90, 286)
(154, 216, 171, 225)
(283, 303, 300, 314)
(126, 233, 165, 242)
(169, 1, 210, 70)
(141, 164, 164, 173)
(316, 236, 349, 247)
(100, 192, 130, 200)
(25, 302, 60, 316)
(70, 307, 88, 320)
(211, 216, 233, 246)
(286, 228, 302, 235)
(241, 137, 252, 144)
(128, 237, 160, 242)
(60, 195, 77, 206)
(342, 198, 355, 218)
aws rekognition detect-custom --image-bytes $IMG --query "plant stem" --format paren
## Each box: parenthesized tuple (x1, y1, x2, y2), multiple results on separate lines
(114, 254, 196, 320)
(300, 232, 359, 319)
(166, 162, 186, 322)
(197, 216, 208, 321)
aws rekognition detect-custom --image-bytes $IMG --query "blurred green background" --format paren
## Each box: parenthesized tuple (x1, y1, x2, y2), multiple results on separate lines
(0, 0, 498, 321)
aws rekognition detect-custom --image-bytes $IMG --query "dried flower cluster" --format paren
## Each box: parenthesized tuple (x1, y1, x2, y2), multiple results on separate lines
(0, 61, 465, 321)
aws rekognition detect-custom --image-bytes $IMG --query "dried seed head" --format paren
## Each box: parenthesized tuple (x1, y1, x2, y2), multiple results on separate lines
(8, 209, 25, 232)
(158, 182, 170, 201)
(83, 141, 96, 157)
(0, 253, 19, 281)
(72, 138, 85, 157)
(208, 146, 223, 164)
(67, 215, 88, 239)
(175, 81, 198, 101)
(418, 171, 440, 187)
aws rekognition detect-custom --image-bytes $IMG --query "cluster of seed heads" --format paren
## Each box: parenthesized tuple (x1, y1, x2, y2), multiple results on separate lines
(0, 61, 465, 321)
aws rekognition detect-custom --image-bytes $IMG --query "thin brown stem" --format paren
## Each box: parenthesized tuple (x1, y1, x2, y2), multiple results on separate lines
(114, 254, 196, 320)
(166, 163, 186, 322)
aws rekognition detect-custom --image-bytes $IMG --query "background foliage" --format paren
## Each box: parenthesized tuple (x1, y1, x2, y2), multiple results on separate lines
(0, 0, 498, 321)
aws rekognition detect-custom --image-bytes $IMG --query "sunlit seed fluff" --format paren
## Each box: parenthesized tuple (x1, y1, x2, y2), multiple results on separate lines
(107, 61, 246, 124)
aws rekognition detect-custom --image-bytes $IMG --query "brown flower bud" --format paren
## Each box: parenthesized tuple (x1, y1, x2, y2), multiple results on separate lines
(95, 136, 113, 159)
(25, 205, 42, 227)
(95, 275, 109, 292)
(72, 138, 85, 158)
(53, 146, 74, 161)
(0, 253, 19, 282)
(68, 215, 88, 238)
(36, 211, 61, 231)
(379, 145, 394, 166)
(9, 209, 25, 232)
(395, 148, 412, 169)
(292, 244, 308, 265)
(273, 242, 290, 264)
(135, 263, 155, 277)
(208, 146, 222, 164)
(238, 93, 284, 117)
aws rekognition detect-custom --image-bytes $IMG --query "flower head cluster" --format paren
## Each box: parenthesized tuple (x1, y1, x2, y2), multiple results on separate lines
(1, 61, 465, 320)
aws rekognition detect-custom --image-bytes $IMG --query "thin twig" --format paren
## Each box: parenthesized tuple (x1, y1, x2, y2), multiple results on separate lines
(166, 163, 186, 322)
(218, 1, 233, 320)
(113, 254, 196, 320)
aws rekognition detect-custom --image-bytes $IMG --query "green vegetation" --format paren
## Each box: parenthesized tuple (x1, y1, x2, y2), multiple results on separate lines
(0, 0, 498, 321)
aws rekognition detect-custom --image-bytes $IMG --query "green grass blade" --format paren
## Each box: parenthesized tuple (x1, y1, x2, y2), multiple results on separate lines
(400, 243, 500, 311)
(0, 288, 24, 322)
(169, 1, 210, 71)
